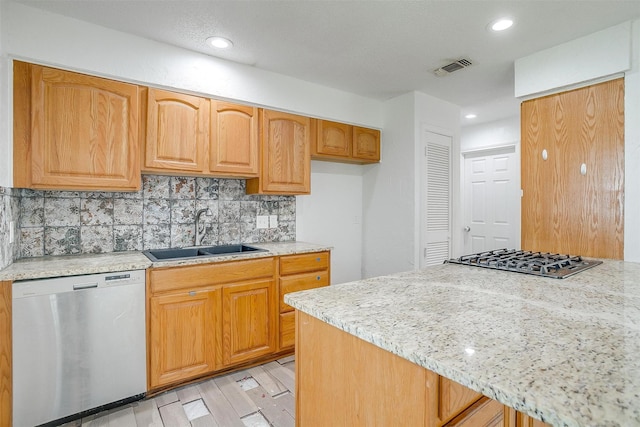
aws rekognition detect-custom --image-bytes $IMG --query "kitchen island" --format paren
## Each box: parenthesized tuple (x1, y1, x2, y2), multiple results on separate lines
(285, 260, 640, 427)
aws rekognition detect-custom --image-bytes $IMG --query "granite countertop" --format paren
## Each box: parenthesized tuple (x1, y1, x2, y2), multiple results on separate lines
(0, 241, 331, 281)
(285, 260, 640, 427)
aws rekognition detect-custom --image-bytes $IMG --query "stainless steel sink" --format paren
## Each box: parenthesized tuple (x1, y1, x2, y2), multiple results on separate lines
(143, 244, 267, 262)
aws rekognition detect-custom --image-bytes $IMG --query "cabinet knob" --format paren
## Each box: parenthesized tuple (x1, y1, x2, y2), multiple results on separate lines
(189, 291, 197, 296)
(316, 258, 321, 262)
(316, 276, 321, 280)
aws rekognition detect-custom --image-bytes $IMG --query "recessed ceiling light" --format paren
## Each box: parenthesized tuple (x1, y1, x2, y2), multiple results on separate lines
(490, 18, 514, 32)
(465, 114, 477, 119)
(206, 36, 233, 49)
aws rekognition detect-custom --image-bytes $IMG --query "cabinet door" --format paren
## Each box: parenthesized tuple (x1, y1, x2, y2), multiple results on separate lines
(149, 289, 219, 388)
(517, 413, 550, 427)
(314, 120, 351, 158)
(446, 397, 515, 427)
(143, 88, 209, 173)
(15, 62, 141, 190)
(222, 279, 277, 366)
(353, 126, 380, 162)
(210, 101, 259, 177)
(521, 79, 624, 259)
(247, 109, 311, 194)
(279, 271, 329, 312)
(439, 376, 483, 424)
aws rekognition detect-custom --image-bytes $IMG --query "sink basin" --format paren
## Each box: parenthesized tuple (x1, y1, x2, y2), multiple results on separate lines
(143, 244, 267, 262)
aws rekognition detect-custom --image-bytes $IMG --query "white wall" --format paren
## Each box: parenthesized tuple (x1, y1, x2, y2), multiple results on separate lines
(0, 2, 383, 187)
(362, 91, 460, 278)
(296, 161, 363, 285)
(515, 21, 631, 98)
(515, 19, 640, 262)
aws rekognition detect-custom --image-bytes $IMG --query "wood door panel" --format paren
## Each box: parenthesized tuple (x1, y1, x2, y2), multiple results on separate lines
(222, 279, 276, 366)
(144, 88, 209, 173)
(149, 290, 218, 388)
(521, 78, 624, 259)
(210, 101, 259, 176)
(439, 376, 483, 424)
(315, 120, 351, 157)
(279, 311, 295, 349)
(21, 62, 141, 190)
(352, 126, 380, 162)
(0, 282, 11, 427)
(445, 397, 512, 427)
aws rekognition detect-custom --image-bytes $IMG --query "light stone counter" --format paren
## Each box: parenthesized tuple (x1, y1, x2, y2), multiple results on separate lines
(0, 241, 331, 281)
(285, 260, 640, 427)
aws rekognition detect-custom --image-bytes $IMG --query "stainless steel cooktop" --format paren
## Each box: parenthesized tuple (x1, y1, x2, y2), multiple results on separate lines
(445, 249, 602, 279)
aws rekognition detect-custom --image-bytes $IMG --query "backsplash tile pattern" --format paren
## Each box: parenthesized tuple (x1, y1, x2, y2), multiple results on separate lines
(17, 175, 295, 258)
(0, 187, 20, 269)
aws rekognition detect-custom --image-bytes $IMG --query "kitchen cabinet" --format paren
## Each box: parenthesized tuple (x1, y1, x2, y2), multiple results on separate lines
(149, 289, 219, 388)
(142, 88, 210, 174)
(147, 257, 276, 390)
(13, 61, 141, 191)
(296, 311, 548, 427)
(312, 119, 381, 164)
(517, 413, 549, 427)
(210, 100, 259, 177)
(445, 397, 515, 427)
(278, 251, 330, 349)
(521, 78, 624, 259)
(246, 109, 311, 195)
(1, 281, 11, 427)
(222, 279, 277, 366)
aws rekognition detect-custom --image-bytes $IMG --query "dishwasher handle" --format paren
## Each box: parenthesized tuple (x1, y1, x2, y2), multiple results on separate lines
(73, 283, 99, 291)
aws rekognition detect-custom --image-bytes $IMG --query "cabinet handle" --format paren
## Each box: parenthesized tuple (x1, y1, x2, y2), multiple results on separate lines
(316, 258, 321, 262)
(189, 291, 197, 296)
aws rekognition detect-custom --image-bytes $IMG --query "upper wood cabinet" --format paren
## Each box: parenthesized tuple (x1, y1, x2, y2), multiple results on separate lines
(13, 61, 141, 191)
(311, 119, 381, 164)
(210, 100, 259, 177)
(353, 126, 381, 162)
(521, 78, 624, 259)
(142, 88, 210, 174)
(246, 109, 311, 195)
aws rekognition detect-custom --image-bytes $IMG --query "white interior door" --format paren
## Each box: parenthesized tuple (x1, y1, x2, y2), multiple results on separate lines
(421, 130, 452, 268)
(463, 146, 520, 254)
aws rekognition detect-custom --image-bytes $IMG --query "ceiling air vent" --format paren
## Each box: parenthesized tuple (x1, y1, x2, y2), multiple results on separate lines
(433, 58, 473, 77)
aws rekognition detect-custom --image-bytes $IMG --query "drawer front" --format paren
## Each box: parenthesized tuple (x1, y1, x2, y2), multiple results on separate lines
(439, 376, 483, 424)
(279, 251, 329, 275)
(445, 397, 508, 427)
(280, 311, 295, 349)
(150, 257, 275, 294)
(279, 271, 329, 312)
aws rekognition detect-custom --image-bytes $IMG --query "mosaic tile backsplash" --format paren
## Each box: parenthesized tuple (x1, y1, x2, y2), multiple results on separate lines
(0, 187, 20, 269)
(16, 175, 296, 258)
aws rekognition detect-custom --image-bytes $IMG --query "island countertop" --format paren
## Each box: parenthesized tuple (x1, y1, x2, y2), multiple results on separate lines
(284, 260, 640, 427)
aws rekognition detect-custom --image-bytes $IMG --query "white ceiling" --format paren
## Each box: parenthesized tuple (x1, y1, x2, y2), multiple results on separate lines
(11, 0, 640, 124)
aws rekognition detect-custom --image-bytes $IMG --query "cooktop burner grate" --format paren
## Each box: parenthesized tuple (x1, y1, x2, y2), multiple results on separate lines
(445, 249, 602, 279)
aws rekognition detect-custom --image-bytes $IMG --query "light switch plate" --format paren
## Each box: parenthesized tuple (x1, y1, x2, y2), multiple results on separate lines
(269, 215, 278, 229)
(256, 215, 269, 229)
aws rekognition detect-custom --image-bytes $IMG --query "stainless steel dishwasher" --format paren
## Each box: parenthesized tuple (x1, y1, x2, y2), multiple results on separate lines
(12, 270, 147, 426)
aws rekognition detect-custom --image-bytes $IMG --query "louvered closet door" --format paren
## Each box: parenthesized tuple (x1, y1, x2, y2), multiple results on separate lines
(422, 130, 452, 267)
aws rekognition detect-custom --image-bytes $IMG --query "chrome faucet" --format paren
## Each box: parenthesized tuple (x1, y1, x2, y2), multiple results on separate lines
(195, 208, 212, 246)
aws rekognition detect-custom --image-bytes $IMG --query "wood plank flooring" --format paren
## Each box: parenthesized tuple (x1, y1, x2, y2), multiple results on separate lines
(60, 356, 296, 427)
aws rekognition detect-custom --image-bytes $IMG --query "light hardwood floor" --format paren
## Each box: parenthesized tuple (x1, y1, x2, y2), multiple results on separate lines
(60, 356, 296, 427)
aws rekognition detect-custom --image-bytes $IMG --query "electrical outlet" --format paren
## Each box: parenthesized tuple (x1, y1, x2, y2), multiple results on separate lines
(256, 215, 269, 229)
(269, 215, 278, 229)
(9, 221, 14, 243)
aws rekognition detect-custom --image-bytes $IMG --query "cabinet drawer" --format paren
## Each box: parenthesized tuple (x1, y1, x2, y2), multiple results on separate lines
(280, 312, 296, 349)
(439, 376, 483, 424)
(445, 397, 510, 427)
(279, 271, 329, 312)
(279, 251, 329, 275)
(150, 257, 275, 294)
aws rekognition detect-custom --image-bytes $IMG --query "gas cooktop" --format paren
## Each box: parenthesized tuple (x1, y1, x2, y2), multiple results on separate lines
(445, 249, 602, 279)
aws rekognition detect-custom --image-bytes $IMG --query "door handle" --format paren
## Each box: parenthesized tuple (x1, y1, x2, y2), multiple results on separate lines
(464, 226, 471, 232)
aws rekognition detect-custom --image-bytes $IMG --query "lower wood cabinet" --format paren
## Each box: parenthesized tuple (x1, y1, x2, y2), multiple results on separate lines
(222, 279, 277, 366)
(296, 311, 550, 427)
(278, 251, 330, 351)
(149, 289, 219, 388)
